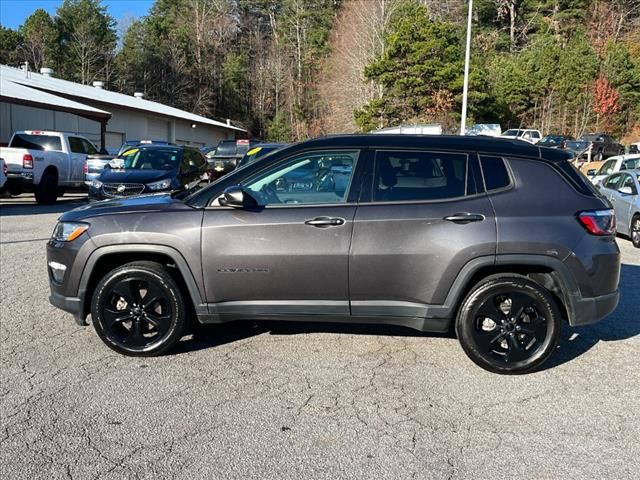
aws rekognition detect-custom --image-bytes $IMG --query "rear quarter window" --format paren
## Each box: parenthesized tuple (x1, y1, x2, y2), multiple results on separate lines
(554, 161, 601, 197)
(479, 156, 511, 191)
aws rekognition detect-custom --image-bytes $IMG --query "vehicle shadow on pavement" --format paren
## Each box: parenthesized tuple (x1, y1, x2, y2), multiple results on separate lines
(174, 321, 453, 355)
(543, 263, 640, 371)
(176, 264, 640, 371)
(0, 196, 88, 216)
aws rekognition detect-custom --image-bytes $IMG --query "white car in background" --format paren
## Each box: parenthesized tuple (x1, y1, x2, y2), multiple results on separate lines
(588, 154, 640, 185)
(499, 129, 542, 144)
(597, 169, 640, 248)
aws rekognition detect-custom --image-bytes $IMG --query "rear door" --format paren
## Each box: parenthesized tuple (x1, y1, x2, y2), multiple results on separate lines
(201, 148, 362, 317)
(349, 149, 496, 322)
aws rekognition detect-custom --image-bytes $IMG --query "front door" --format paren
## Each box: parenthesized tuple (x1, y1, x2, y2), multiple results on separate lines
(201, 149, 361, 318)
(349, 149, 496, 322)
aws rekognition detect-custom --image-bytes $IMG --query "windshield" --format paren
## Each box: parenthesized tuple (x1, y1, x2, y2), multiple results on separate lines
(622, 157, 640, 170)
(540, 135, 562, 144)
(502, 129, 523, 136)
(111, 148, 182, 170)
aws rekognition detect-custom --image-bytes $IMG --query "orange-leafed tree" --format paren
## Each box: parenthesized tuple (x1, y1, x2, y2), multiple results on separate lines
(593, 73, 621, 130)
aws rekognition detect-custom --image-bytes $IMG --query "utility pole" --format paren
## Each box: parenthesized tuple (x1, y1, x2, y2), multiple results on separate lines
(460, 0, 473, 136)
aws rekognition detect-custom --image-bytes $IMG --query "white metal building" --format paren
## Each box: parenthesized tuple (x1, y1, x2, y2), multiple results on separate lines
(0, 64, 245, 151)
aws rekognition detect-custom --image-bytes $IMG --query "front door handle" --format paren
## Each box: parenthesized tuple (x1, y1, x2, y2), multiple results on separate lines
(443, 213, 485, 224)
(305, 216, 345, 227)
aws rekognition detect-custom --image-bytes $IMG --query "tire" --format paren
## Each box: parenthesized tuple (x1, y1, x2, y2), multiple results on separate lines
(34, 170, 58, 204)
(455, 277, 561, 374)
(631, 214, 640, 248)
(594, 149, 604, 162)
(90, 261, 187, 356)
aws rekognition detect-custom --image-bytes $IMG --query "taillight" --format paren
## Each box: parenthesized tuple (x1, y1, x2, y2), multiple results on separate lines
(578, 209, 616, 235)
(23, 154, 33, 169)
(83, 162, 88, 174)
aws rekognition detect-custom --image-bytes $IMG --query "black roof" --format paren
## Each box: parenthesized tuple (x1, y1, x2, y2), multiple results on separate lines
(291, 134, 574, 163)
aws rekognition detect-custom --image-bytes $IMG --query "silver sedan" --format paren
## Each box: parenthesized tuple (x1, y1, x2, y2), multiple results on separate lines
(597, 169, 640, 247)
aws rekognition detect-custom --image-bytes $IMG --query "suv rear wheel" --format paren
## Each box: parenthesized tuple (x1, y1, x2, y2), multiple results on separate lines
(456, 277, 561, 374)
(90, 262, 187, 356)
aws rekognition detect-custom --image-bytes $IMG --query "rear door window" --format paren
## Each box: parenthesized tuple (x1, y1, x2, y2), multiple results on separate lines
(10, 133, 62, 151)
(372, 150, 467, 202)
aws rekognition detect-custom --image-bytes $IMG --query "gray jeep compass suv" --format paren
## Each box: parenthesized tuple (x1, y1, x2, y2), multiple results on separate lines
(47, 135, 620, 374)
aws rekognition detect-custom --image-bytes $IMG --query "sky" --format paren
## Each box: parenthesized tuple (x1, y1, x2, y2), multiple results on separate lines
(0, 0, 153, 30)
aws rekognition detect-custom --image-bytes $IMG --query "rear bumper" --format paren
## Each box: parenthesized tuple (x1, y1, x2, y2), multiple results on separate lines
(569, 290, 619, 326)
(4, 172, 34, 192)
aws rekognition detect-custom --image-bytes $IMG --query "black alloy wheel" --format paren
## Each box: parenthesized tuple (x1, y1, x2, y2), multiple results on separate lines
(456, 277, 561, 374)
(91, 262, 186, 356)
(632, 215, 640, 248)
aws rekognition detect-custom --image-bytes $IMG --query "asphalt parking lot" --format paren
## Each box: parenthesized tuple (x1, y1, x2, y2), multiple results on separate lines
(1, 193, 639, 480)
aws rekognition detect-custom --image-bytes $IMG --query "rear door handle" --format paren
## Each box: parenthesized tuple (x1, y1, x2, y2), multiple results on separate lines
(443, 213, 485, 224)
(305, 216, 345, 227)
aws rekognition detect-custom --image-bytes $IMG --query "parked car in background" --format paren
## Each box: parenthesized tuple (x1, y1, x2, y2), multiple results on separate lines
(206, 138, 258, 178)
(597, 169, 640, 248)
(88, 145, 208, 201)
(538, 134, 574, 148)
(373, 124, 442, 135)
(577, 133, 625, 161)
(0, 158, 7, 191)
(499, 129, 542, 144)
(0, 130, 100, 204)
(48, 134, 620, 374)
(629, 142, 639, 154)
(464, 124, 502, 137)
(117, 140, 176, 156)
(236, 143, 287, 168)
(587, 154, 640, 185)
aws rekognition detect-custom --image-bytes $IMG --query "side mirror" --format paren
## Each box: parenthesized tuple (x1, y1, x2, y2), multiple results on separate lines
(219, 185, 258, 209)
(618, 186, 634, 195)
(587, 169, 596, 176)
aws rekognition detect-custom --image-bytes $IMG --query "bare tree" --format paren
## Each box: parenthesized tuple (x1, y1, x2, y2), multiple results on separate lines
(319, 0, 401, 133)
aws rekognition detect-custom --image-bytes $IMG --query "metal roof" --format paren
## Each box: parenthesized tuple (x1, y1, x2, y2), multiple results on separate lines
(1, 71, 110, 117)
(1, 65, 245, 132)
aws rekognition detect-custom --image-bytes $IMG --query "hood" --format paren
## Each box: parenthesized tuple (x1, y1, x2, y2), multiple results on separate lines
(59, 193, 193, 222)
(98, 168, 177, 184)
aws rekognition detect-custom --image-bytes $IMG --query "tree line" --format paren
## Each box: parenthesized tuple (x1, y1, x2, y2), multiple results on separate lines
(1, 0, 639, 142)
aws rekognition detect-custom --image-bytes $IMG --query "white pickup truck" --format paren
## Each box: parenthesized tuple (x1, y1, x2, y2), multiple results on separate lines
(0, 130, 106, 204)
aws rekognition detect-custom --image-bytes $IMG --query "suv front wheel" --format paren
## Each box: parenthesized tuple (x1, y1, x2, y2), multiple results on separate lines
(456, 277, 561, 374)
(90, 262, 187, 356)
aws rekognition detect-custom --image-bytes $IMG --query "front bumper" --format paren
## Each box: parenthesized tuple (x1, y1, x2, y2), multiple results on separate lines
(49, 291, 86, 325)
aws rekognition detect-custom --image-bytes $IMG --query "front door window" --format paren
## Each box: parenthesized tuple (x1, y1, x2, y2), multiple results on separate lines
(243, 150, 359, 206)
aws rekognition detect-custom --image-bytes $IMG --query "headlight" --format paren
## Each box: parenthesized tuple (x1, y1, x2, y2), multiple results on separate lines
(51, 222, 89, 242)
(146, 179, 172, 191)
(91, 179, 103, 189)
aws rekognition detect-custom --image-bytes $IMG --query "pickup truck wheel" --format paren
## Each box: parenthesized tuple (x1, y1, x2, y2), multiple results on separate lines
(632, 215, 640, 248)
(455, 277, 561, 375)
(594, 149, 604, 162)
(34, 170, 58, 204)
(91, 262, 187, 356)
